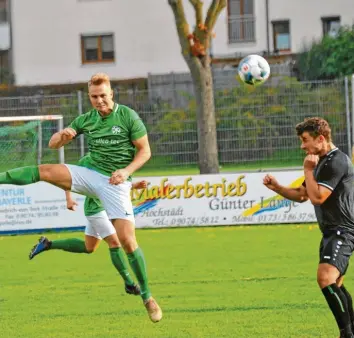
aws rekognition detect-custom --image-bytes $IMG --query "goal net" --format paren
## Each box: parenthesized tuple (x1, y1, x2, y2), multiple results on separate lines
(0, 115, 65, 170)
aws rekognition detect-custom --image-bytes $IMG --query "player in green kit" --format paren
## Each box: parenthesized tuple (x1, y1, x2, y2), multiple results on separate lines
(29, 174, 148, 297)
(0, 73, 162, 322)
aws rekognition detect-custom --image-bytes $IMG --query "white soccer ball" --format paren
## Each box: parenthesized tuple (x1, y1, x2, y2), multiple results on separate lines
(237, 54, 270, 86)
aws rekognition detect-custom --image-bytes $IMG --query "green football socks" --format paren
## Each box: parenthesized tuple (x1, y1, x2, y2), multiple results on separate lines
(127, 247, 151, 301)
(50, 238, 88, 253)
(0, 166, 40, 185)
(109, 247, 135, 286)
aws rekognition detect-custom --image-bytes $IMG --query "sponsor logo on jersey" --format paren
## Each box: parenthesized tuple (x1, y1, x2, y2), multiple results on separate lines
(112, 126, 121, 134)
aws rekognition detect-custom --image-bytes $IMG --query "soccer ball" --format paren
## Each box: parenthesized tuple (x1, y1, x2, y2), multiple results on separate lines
(237, 54, 270, 86)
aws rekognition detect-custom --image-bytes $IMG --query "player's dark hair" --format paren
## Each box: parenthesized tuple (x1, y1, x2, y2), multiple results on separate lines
(295, 117, 332, 142)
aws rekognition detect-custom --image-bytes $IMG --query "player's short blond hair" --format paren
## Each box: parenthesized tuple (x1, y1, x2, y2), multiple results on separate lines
(88, 73, 111, 88)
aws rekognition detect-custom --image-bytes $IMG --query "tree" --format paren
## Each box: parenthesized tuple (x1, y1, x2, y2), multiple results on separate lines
(168, 0, 226, 174)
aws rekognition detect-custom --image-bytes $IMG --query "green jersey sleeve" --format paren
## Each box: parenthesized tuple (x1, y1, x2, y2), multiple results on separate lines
(127, 108, 147, 141)
(68, 114, 86, 135)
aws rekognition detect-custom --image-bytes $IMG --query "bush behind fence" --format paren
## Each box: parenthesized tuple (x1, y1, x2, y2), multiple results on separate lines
(0, 75, 351, 170)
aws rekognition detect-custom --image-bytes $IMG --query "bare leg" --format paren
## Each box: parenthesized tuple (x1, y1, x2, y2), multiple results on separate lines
(39, 164, 72, 190)
(111, 218, 162, 322)
(84, 235, 101, 253)
(111, 220, 148, 297)
(112, 219, 138, 253)
(103, 233, 121, 248)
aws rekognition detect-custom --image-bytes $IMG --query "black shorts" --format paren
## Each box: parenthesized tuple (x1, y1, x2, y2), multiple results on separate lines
(319, 229, 354, 275)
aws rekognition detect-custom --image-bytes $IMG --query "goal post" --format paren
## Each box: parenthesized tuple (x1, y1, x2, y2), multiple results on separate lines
(0, 115, 65, 166)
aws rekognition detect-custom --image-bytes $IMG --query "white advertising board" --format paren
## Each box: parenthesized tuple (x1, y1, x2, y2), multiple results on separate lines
(133, 170, 316, 228)
(0, 171, 317, 234)
(0, 182, 87, 234)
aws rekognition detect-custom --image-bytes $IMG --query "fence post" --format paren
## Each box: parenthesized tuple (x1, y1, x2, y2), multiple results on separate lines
(147, 72, 153, 104)
(37, 121, 42, 165)
(58, 118, 65, 164)
(77, 90, 85, 158)
(352, 74, 354, 160)
(171, 72, 177, 107)
(345, 77, 351, 158)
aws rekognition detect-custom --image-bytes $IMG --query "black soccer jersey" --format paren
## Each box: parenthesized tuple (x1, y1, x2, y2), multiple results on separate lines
(309, 148, 354, 233)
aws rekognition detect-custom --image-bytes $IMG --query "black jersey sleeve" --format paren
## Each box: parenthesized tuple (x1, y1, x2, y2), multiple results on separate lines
(316, 158, 347, 191)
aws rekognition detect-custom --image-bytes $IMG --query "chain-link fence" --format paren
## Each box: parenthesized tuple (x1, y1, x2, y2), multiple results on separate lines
(0, 75, 352, 171)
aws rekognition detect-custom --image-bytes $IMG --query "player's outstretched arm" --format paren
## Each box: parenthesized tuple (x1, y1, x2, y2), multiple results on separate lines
(263, 174, 308, 203)
(49, 128, 77, 149)
(65, 190, 78, 211)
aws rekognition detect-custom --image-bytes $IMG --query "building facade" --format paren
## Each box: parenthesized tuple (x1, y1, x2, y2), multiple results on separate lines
(1, 0, 354, 86)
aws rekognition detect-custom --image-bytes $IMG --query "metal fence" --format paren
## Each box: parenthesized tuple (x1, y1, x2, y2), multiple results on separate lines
(0, 75, 352, 171)
(148, 67, 294, 109)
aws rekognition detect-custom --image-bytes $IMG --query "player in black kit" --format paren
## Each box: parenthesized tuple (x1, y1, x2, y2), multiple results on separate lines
(263, 117, 354, 338)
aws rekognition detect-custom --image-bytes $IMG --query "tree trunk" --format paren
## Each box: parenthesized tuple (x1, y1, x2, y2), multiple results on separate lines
(188, 56, 219, 173)
(167, 0, 226, 174)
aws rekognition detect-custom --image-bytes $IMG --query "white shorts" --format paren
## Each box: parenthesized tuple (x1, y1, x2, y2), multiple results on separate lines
(85, 210, 116, 239)
(65, 164, 135, 222)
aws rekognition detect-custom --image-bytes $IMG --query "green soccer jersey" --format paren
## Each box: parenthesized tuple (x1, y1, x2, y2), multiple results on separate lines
(84, 196, 104, 217)
(69, 103, 147, 177)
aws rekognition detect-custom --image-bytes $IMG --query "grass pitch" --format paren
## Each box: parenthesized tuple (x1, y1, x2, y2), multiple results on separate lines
(1, 224, 346, 337)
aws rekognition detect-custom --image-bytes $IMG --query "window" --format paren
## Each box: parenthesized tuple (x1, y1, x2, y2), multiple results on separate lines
(228, 0, 255, 43)
(81, 34, 115, 64)
(0, 50, 11, 84)
(272, 21, 290, 52)
(0, 0, 7, 23)
(322, 16, 340, 38)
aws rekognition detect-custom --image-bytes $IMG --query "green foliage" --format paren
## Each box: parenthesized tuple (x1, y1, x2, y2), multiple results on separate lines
(296, 25, 354, 80)
(149, 100, 198, 164)
(151, 77, 347, 166)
